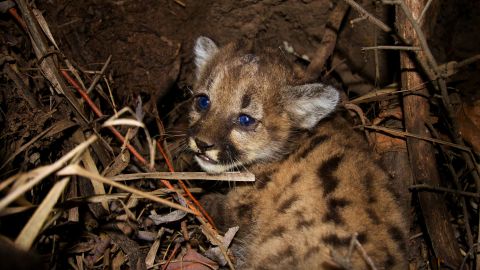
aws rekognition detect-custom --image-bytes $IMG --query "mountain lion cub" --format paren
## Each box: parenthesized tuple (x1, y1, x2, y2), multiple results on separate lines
(188, 36, 407, 269)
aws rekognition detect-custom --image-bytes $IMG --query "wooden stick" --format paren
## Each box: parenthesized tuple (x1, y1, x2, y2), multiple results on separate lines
(57, 165, 196, 215)
(397, 0, 462, 266)
(110, 172, 255, 182)
(410, 184, 480, 199)
(303, 1, 349, 82)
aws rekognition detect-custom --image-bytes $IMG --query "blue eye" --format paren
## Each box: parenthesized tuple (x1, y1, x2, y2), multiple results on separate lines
(196, 95, 210, 111)
(238, 114, 256, 127)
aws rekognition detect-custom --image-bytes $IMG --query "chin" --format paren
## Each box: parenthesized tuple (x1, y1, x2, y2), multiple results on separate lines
(194, 156, 237, 174)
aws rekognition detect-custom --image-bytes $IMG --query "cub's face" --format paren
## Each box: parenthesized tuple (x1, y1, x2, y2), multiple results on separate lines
(188, 37, 339, 173)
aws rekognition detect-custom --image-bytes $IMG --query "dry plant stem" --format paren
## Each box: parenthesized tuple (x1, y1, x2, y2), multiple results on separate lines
(57, 165, 195, 214)
(62, 70, 103, 116)
(15, 177, 70, 250)
(363, 125, 472, 152)
(455, 54, 480, 70)
(410, 184, 480, 199)
(61, 70, 149, 165)
(61, 73, 217, 233)
(197, 216, 235, 270)
(64, 188, 203, 204)
(156, 142, 217, 231)
(438, 54, 480, 77)
(161, 242, 180, 270)
(353, 239, 377, 269)
(344, 103, 372, 145)
(417, 0, 433, 24)
(64, 69, 216, 230)
(0, 136, 97, 212)
(86, 55, 112, 94)
(181, 220, 191, 249)
(398, 0, 462, 266)
(73, 130, 108, 210)
(361, 45, 420, 51)
(13, 2, 89, 123)
(342, 0, 391, 33)
(303, 0, 349, 82)
(110, 172, 255, 182)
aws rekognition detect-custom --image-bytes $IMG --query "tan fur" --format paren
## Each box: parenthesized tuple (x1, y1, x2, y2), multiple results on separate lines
(189, 38, 408, 269)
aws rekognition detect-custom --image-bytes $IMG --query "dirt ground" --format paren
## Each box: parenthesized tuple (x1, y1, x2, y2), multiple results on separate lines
(33, 0, 480, 110)
(1, 0, 480, 269)
(36, 0, 391, 102)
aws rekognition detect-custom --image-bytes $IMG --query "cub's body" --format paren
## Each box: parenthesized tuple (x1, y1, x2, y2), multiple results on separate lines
(188, 37, 407, 269)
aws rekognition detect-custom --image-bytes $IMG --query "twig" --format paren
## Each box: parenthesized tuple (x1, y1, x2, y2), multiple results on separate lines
(460, 243, 479, 270)
(361, 125, 472, 152)
(343, 0, 392, 33)
(61, 70, 148, 165)
(173, 0, 186, 8)
(344, 103, 372, 145)
(361, 45, 421, 51)
(409, 184, 480, 198)
(15, 177, 70, 250)
(350, 82, 431, 104)
(57, 164, 196, 215)
(156, 142, 218, 231)
(303, 1, 349, 82)
(0, 136, 97, 212)
(437, 54, 480, 78)
(86, 55, 112, 94)
(418, 0, 434, 25)
(161, 242, 180, 270)
(110, 172, 255, 182)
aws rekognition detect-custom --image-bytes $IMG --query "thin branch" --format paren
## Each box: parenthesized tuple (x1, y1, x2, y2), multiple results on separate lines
(86, 55, 112, 94)
(361, 125, 472, 152)
(410, 184, 480, 198)
(361, 45, 421, 51)
(57, 164, 196, 215)
(110, 172, 255, 182)
(342, 0, 392, 33)
(418, 0, 434, 26)
(303, 1, 349, 82)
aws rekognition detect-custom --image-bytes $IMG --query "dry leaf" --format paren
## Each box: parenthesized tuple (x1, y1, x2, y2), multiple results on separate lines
(149, 210, 188, 225)
(166, 248, 218, 270)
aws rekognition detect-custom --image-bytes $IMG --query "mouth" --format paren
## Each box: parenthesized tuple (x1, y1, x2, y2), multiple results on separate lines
(195, 153, 219, 164)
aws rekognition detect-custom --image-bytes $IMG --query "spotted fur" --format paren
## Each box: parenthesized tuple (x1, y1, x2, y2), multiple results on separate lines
(189, 37, 408, 269)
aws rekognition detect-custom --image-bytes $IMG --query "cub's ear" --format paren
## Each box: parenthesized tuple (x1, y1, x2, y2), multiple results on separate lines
(285, 83, 340, 129)
(194, 36, 218, 75)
